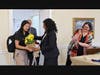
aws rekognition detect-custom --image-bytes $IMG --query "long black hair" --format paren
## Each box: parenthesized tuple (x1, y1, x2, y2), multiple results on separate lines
(82, 22, 93, 31)
(43, 18, 58, 33)
(18, 20, 30, 34)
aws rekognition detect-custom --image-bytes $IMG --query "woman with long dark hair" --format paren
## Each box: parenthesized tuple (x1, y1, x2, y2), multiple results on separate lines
(66, 22, 93, 66)
(34, 18, 59, 65)
(14, 20, 33, 65)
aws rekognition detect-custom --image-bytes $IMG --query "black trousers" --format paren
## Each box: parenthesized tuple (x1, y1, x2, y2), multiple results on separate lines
(44, 56, 58, 66)
(27, 52, 33, 66)
(66, 55, 72, 66)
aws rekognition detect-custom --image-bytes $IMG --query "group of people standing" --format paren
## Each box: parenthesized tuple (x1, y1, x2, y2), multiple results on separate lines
(13, 17, 93, 66)
(14, 18, 59, 66)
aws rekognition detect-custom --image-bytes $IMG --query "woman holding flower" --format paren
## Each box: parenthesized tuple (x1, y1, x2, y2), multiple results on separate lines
(14, 20, 33, 65)
(34, 18, 59, 66)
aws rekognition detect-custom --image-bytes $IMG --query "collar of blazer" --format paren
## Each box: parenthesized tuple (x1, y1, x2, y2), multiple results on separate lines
(42, 33, 47, 41)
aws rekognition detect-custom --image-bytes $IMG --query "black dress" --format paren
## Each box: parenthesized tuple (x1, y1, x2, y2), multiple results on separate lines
(66, 35, 87, 66)
(77, 35, 87, 56)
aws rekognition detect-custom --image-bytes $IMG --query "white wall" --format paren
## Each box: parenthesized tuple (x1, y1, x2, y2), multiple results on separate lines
(51, 9, 100, 65)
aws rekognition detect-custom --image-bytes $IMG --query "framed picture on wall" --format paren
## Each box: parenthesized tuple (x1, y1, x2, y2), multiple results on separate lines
(73, 18, 95, 38)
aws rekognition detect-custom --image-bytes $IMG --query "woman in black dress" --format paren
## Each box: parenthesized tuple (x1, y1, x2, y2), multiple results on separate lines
(66, 22, 93, 66)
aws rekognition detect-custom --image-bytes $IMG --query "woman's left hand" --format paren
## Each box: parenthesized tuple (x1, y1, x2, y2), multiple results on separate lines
(33, 45, 40, 51)
(34, 47, 40, 51)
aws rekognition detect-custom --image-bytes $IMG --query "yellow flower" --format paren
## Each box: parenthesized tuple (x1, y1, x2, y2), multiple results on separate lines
(25, 40, 28, 44)
(27, 34, 34, 39)
(30, 34, 34, 38)
(30, 37, 33, 41)
(24, 33, 35, 44)
(25, 37, 28, 40)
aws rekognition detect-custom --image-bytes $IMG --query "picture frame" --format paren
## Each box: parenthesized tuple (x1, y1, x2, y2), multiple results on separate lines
(73, 18, 95, 38)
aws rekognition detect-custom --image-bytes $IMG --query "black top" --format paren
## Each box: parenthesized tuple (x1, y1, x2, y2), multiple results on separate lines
(14, 31, 29, 47)
(77, 35, 87, 56)
(35, 30, 59, 58)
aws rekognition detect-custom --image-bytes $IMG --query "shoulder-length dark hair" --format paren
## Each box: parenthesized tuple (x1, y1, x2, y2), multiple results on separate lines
(73, 29, 82, 36)
(82, 22, 93, 31)
(43, 18, 58, 33)
(18, 20, 30, 33)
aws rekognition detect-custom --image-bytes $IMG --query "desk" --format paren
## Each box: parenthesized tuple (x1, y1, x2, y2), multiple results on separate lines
(86, 48, 100, 54)
(71, 54, 100, 65)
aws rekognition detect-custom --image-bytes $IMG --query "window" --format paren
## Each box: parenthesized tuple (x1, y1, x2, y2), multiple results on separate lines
(11, 9, 51, 35)
(13, 18, 22, 33)
(32, 15, 40, 36)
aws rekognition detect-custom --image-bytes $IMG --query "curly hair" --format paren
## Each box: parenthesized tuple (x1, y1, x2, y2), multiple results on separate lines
(43, 18, 58, 33)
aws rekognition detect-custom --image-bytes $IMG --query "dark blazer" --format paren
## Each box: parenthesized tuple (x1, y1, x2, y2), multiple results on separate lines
(35, 30, 59, 58)
(29, 27, 37, 37)
(28, 27, 37, 65)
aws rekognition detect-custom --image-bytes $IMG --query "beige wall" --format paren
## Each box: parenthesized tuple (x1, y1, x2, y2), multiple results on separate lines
(51, 9, 100, 65)
(0, 10, 9, 51)
(0, 10, 12, 65)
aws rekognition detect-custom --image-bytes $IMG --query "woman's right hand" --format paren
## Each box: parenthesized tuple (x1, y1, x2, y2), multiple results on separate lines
(72, 38, 77, 43)
(25, 46, 33, 52)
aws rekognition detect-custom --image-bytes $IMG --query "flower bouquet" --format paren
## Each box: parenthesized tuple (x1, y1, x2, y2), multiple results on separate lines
(25, 33, 35, 49)
(25, 33, 40, 52)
